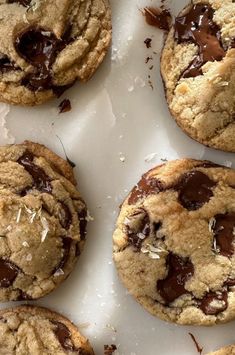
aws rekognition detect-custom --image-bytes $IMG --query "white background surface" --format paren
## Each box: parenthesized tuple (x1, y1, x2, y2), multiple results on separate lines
(1, 0, 235, 354)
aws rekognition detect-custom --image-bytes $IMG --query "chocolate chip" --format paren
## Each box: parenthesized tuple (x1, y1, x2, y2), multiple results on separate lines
(104, 344, 117, 355)
(0, 259, 19, 287)
(59, 99, 71, 114)
(59, 203, 72, 230)
(52, 321, 76, 351)
(17, 290, 32, 301)
(176, 171, 216, 210)
(78, 207, 87, 240)
(7, 0, 31, 6)
(66, 157, 76, 168)
(125, 208, 150, 250)
(143, 7, 172, 31)
(53, 237, 72, 273)
(157, 253, 194, 304)
(75, 243, 80, 257)
(129, 175, 164, 205)
(174, 4, 226, 78)
(17, 151, 52, 194)
(144, 38, 152, 48)
(212, 213, 235, 257)
(224, 278, 235, 286)
(0, 54, 17, 72)
(199, 291, 228, 315)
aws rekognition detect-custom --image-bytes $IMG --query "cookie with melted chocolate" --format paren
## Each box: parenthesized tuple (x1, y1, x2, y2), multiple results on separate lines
(0, 141, 87, 301)
(161, 0, 235, 152)
(113, 159, 235, 325)
(0, 306, 94, 354)
(0, 0, 111, 105)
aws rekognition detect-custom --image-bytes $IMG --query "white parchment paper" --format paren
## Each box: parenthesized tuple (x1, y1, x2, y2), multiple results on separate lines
(0, 1, 235, 354)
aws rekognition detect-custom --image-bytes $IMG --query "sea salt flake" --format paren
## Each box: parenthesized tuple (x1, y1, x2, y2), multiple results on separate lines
(26, 254, 32, 261)
(16, 208, 22, 224)
(22, 241, 29, 247)
(54, 268, 64, 277)
(40, 216, 49, 242)
(144, 152, 158, 162)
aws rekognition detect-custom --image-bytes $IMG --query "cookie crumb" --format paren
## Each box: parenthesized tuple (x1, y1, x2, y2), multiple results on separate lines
(104, 344, 117, 355)
(189, 333, 203, 354)
(144, 38, 152, 48)
(58, 99, 71, 113)
(142, 7, 172, 31)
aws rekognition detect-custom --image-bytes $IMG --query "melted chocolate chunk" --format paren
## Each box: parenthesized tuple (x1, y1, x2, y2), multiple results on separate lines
(224, 278, 235, 286)
(144, 38, 152, 48)
(17, 151, 52, 194)
(104, 344, 117, 355)
(59, 99, 71, 113)
(7, 0, 31, 5)
(59, 203, 72, 230)
(125, 208, 150, 250)
(177, 171, 216, 211)
(0, 55, 16, 72)
(52, 321, 76, 351)
(0, 259, 19, 287)
(17, 290, 32, 301)
(157, 253, 194, 304)
(199, 291, 228, 315)
(54, 237, 72, 273)
(174, 4, 225, 78)
(213, 213, 235, 257)
(78, 207, 87, 240)
(129, 175, 164, 205)
(143, 7, 172, 31)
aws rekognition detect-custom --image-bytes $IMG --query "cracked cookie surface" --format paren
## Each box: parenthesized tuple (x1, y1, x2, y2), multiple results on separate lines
(0, 0, 111, 105)
(161, 0, 235, 152)
(0, 141, 87, 301)
(0, 306, 94, 354)
(113, 159, 235, 325)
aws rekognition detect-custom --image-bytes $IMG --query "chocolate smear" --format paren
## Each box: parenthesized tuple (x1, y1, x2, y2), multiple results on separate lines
(189, 333, 203, 355)
(0, 259, 19, 287)
(176, 171, 216, 211)
(18, 151, 52, 194)
(157, 253, 194, 304)
(129, 175, 164, 205)
(199, 291, 228, 315)
(59, 99, 71, 114)
(174, 4, 226, 78)
(143, 7, 172, 31)
(212, 213, 235, 257)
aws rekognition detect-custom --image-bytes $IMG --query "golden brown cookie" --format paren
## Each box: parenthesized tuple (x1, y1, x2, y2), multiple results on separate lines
(0, 141, 87, 301)
(0, 305, 94, 354)
(0, 0, 112, 105)
(207, 345, 235, 355)
(161, 0, 235, 152)
(113, 159, 235, 325)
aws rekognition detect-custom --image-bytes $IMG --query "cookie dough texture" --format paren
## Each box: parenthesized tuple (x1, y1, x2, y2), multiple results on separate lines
(0, 0, 112, 105)
(0, 141, 87, 301)
(207, 345, 235, 355)
(161, 0, 235, 152)
(113, 159, 235, 325)
(0, 306, 94, 354)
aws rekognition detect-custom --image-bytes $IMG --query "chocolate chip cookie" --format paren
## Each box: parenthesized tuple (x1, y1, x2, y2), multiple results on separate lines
(113, 159, 235, 325)
(0, 305, 94, 354)
(0, 0, 111, 105)
(161, 1, 235, 152)
(0, 141, 87, 301)
(207, 345, 235, 355)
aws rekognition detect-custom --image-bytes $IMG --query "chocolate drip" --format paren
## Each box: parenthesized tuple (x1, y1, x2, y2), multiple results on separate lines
(157, 253, 194, 304)
(129, 175, 164, 205)
(213, 213, 235, 257)
(0, 259, 19, 287)
(125, 208, 150, 250)
(18, 151, 52, 194)
(199, 291, 228, 315)
(176, 171, 216, 210)
(52, 321, 76, 351)
(174, 4, 226, 78)
(143, 7, 172, 31)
